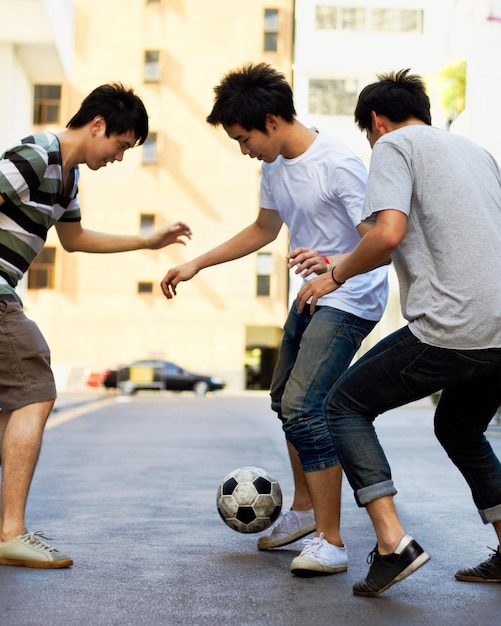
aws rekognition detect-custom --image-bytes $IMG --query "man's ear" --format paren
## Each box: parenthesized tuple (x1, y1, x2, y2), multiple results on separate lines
(265, 114, 279, 132)
(371, 111, 385, 133)
(371, 111, 394, 135)
(90, 115, 106, 136)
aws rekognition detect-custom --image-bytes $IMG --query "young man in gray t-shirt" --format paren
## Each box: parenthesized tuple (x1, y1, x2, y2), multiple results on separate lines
(297, 69, 501, 597)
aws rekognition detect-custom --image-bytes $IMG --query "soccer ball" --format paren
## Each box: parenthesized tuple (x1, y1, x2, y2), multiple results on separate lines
(216, 466, 282, 533)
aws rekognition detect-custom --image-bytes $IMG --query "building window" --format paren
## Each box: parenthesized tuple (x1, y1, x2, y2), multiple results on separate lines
(316, 5, 366, 30)
(316, 5, 338, 29)
(28, 247, 56, 289)
(371, 8, 422, 32)
(308, 78, 359, 116)
(256, 252, 273, 296)
(315, 6, 423, 33)
(144, 50, 161, 82)
(142, 132, 158, 164)
(33, 85, 62, 125)
(264, 9, 279, 52)
(342, 7, 366, 30)
(137, 281, 154, 294)
(140, 214, 156, 236)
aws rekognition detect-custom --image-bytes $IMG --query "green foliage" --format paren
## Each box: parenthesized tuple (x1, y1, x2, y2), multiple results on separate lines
(436, 60, 466, 128)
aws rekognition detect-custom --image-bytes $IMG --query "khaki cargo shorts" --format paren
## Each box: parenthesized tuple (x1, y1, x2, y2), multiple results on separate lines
(0, 297, 56, 414)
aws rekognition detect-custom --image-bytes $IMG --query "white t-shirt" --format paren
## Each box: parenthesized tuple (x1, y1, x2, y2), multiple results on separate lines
(260, 131, 388, 321)
(362, 124, 501, 348)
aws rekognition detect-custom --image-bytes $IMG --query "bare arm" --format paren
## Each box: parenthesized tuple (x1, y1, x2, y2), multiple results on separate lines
(296, 209, 406, 314)
(55, 220, 192, 253)
(161, 208, 283, 299)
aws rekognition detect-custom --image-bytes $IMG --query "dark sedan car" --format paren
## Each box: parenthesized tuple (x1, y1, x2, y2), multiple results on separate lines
(103, 360, 225, 396)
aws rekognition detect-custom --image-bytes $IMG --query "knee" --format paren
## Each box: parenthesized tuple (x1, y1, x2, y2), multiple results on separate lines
(434, 412, 472, 459)
(433, 401, 458, 448)
(12, 398, 55, 424)
(271, 400, 286, 425)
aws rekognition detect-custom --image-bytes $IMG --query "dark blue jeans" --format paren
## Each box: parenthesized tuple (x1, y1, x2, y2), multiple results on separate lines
(270, 301, 376, 472)
(324, 325, 501, 524)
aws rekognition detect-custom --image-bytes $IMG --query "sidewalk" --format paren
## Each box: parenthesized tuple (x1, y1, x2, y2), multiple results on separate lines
(52, 388, 110, 412)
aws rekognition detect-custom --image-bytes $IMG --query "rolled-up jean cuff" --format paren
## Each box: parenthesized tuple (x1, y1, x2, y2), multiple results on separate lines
(302, 458, 340, 473)
(355, 480, 398, 507)
(479, 503, 501, 524)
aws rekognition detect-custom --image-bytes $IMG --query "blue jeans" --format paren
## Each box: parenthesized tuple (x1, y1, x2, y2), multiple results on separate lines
(270, 301, 377, 472)
(324, 325, 501, 524)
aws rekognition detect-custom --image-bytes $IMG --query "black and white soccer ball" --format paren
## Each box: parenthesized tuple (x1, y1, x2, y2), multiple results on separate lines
(216, 466, 282, 533)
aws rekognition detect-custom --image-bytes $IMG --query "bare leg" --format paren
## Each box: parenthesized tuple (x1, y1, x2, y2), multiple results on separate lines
(494, 520, 501, 545)
(366, 495, 406, 554)
(289, 463, 348, 575)
(0, 410, 7, 464)
(303, 464, 343, 547)
(287, 441, 313, 511)
(257, 442, 316, 550)
(0, 400, 54, 542)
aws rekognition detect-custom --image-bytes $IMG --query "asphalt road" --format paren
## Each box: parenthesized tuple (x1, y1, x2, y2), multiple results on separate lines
(1, 392, 500, 626)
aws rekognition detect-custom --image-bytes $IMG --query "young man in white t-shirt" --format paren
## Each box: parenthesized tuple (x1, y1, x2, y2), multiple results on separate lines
(161, 63, 388, 575)
(298, 69, 501, 595)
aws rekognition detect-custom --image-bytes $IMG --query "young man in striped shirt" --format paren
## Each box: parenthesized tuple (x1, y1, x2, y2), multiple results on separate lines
(0, 83, 191, 568)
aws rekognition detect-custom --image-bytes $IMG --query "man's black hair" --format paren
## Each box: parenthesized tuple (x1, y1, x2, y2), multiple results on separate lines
(207, 63, 296, 132)
(354, 69, 432, 131)
(67, 83, 149, 145)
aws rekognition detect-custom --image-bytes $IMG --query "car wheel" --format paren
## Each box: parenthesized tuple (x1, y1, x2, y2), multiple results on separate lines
(119, 380, 137, 395)
(193, 380, 209, 396)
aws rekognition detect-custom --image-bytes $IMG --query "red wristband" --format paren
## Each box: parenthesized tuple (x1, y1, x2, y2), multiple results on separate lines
(321, 256, 330, 265)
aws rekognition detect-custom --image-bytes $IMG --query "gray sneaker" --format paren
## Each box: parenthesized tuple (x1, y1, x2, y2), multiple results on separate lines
(0, 529, 73, 569)
(257, 508, 316, 550)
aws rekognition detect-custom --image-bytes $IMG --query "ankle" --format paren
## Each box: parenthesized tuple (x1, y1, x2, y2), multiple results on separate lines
(377, 533, 412, 556)
(318, 531, 343, 548)
(291, 504, 313, 513)
(1, 525, 25, 543)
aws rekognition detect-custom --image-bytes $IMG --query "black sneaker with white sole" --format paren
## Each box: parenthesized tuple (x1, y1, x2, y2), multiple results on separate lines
(353, 534, 430, 597)
(455, 546, 501, 583)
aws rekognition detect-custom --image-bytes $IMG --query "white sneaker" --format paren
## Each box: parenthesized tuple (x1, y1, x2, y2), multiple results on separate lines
(290, 532, 348, 576)
(257, 508, 316, 550)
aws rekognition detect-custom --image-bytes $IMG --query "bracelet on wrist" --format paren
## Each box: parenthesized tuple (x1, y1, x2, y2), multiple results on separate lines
(331, 266, 345, 287)
(321, 255, 331, 272)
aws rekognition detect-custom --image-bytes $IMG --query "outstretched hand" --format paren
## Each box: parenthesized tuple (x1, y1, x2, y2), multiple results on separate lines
(161, 261, 198, 299)
(146, 222, 192, 250)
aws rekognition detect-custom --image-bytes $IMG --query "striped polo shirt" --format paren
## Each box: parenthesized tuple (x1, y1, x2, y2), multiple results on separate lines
(0, 132, 81, 300)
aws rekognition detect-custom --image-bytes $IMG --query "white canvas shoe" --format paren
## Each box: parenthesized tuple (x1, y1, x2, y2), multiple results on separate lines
(290, 532, 348, 575)
(257, 508, 316, 550)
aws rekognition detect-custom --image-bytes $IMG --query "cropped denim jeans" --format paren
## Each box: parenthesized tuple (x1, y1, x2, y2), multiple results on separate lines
(324, 325, 501, 524)
(270, 301, 377, 473)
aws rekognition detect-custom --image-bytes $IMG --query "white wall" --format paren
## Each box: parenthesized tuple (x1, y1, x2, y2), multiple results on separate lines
(462, 1, 501, 162)
(0, 44, 32, 147)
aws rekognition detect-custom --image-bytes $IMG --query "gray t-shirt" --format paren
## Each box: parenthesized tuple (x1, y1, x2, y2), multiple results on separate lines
(362, 124, 501, 349)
